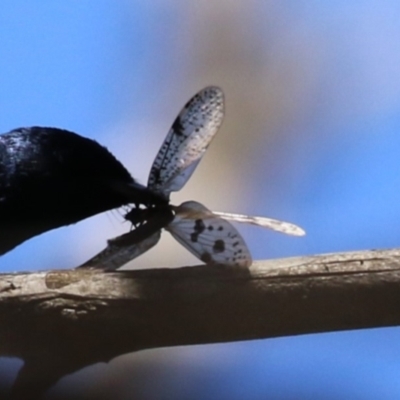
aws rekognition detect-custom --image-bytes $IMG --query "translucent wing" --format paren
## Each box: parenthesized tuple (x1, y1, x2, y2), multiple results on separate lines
(78, 231, 161, 270)
(78, 207, 174, 270)
(148, 86, 224, 198)
(167, 201, 252, 268)
(213, 211, 306, 236)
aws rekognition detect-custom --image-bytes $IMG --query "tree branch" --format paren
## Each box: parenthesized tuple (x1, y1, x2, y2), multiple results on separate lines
(2, 248, 400, 399)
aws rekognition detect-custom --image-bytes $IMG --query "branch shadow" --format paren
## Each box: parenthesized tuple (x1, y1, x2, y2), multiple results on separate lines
(4, 266, 251, 399)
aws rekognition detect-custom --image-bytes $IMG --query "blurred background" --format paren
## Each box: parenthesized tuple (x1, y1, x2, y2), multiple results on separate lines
(2, 0, 400, 398)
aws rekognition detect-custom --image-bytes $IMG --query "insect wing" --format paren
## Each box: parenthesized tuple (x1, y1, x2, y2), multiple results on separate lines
(78, 206, 174, 270)
(78, 231, 161, 270)
(167, 201, 252, 268)
(148, 86, 224, 198)
(213, 211, 306, 236)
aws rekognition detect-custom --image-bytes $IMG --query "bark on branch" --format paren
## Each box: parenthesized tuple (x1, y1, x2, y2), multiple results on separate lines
(2, 248, 400, 399)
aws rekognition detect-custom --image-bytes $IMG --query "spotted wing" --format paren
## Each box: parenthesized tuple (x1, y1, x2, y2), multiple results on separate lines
(166, 201, 252, 268)
(148, 86, 224, 198)
(213, 211, 306, 236)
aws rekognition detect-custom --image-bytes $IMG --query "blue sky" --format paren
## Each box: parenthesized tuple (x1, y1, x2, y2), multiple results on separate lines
(2, 1, 400, 399)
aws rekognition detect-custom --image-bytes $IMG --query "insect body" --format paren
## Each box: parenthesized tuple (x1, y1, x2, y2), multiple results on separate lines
(80, 87, 305, 270)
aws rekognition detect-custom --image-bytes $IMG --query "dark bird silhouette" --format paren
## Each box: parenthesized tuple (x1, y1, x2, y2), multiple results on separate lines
(0, 127, 167, 255)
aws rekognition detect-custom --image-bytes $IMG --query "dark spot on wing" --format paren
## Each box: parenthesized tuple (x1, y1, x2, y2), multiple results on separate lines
(213, 239, 225, 253)
(191, 219, 206, 242)
(194, 219, 205, 233)
(172, 116, 185, 136)
(185, 95, 199, 109)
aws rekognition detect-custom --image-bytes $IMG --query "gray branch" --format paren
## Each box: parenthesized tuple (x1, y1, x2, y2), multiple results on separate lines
(2, 248, 400, 399)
